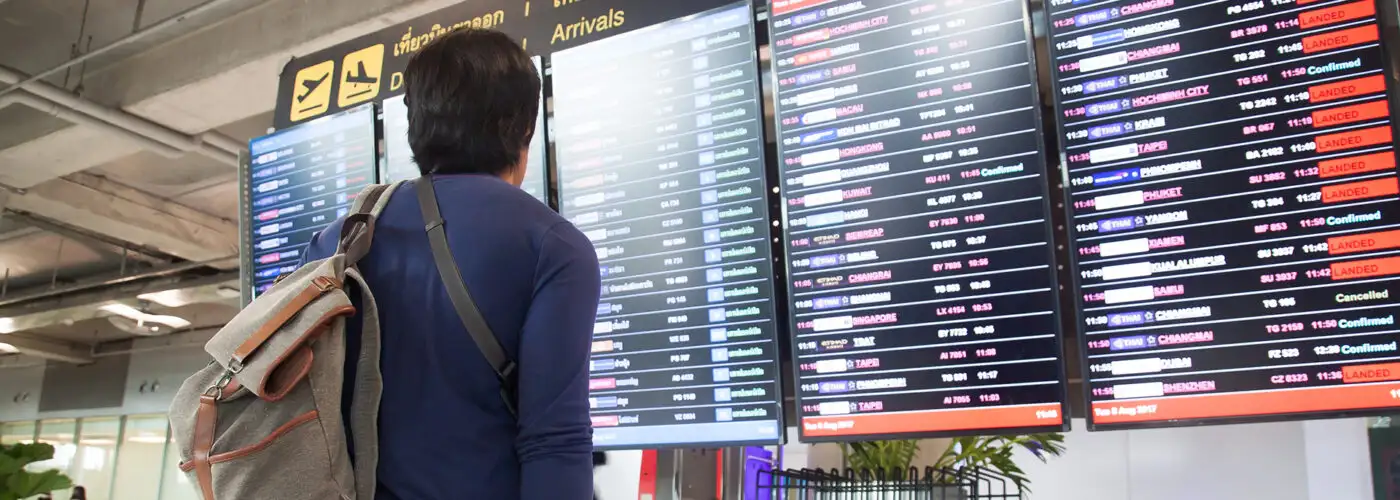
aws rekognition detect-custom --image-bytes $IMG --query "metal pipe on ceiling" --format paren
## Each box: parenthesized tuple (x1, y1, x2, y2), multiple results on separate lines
(0, 0, 251, 102)
(0, 66, 241, 165)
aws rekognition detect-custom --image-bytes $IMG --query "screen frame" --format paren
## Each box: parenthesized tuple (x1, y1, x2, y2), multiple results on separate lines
(770, 0, 1073, 444)
(243, 102, 379, 299)
(552, 0, 789, 451)
(1040, 0, 1400, 432)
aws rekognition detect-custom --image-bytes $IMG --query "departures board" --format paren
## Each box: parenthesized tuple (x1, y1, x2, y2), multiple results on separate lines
(770, 0, 1070, 441)
(1046, 0, 1400, 428)
(552, 2, 786, 449)
(247, 104, 376, 296)
(380, 56, 551, 204)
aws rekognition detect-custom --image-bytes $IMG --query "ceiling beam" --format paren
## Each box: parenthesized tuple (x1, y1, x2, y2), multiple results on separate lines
(0, 279, 237, 347)
(94, 325, 220, 357)
(5, 173, 238, 264)
(0, 267, 237, 314)
(4, 208, 177, 262)
(0, 334, 92, 364)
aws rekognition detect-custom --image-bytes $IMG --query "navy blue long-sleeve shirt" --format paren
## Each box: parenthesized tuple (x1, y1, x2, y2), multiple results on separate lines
(304, 175, 600, 500)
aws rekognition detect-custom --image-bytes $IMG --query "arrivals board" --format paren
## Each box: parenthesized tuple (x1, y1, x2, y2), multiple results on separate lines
(247, 105, 377, 296)
(380, 55, 551, 204)
(552, 2, 785, 449)
(1045, 0, 1400, 428)
(770, 0, 1070, 441)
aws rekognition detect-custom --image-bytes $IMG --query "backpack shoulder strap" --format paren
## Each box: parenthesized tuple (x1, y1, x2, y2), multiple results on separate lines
(415, 177, 519, 417)
(338, 181, 405, 264)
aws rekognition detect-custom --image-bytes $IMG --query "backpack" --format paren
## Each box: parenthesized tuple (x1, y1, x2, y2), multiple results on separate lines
(169, 179, 518, 499)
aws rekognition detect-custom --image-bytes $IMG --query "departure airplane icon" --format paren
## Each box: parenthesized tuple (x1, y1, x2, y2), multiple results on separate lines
(297, 74, 328, 103)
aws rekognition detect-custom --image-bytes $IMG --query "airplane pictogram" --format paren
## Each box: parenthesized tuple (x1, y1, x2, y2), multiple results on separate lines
(290, 60, 335, 122)
(345, 61, 377, 87)
(298, 73, 329, 102)
(338, 44, 384, 108)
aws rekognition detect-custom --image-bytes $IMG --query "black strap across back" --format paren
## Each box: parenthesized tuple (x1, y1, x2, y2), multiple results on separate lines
(415, 177, 520, 418)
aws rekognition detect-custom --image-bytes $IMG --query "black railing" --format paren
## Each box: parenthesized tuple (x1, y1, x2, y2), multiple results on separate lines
(756, 466, 1023, 500)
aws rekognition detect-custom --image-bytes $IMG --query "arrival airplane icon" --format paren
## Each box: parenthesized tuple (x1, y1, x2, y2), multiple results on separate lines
(338, 44, 384, 107)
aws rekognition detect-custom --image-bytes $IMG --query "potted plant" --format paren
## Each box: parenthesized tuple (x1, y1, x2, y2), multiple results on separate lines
(0, 442, 73, 500)
(840, 433, 1066, 496)
(932, 433, 1067, 493)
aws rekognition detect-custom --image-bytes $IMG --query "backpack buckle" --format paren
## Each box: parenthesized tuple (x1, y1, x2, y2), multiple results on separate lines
(312, 276, 339, 291)
(203, 371, 236, 400)
(227, 357, 245, 374)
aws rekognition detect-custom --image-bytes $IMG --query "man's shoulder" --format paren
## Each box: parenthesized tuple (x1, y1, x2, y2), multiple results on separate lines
(430, 176, 565, 225)
(403, 177, 586, 259)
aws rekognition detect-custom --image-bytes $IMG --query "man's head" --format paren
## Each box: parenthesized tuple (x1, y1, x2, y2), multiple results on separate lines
(404, 29, 540, 184)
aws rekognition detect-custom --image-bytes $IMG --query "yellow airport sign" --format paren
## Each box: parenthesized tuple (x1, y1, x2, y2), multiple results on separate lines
(337, 44, 385, 108)
(289, 60, 335, 122)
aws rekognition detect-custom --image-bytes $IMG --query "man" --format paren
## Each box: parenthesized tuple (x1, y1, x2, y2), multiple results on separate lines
(303, 29, 600, 499)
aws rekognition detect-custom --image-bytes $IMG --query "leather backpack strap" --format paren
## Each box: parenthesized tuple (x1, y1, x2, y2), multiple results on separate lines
(415, 177, 519, 417)
(192, 393, 219, 499)
(337, 182, 405, 265)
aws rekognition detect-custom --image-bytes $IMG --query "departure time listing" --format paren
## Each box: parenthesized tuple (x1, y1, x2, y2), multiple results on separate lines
(247, 105, 376, 296)
(771, 0, 1070, 440)
(1046, 0, 1400, 427)
(552, 3, 784, 449)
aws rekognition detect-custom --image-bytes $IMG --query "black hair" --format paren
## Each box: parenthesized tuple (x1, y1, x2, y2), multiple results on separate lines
(404, 29, 540, 176)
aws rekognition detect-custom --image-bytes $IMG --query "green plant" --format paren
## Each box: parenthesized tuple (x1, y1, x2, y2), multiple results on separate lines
(933, 433, 1066, 493)
(840, 440, 922, 473)
(0, 442, 73, 500)
(837, 433, 1066, 493)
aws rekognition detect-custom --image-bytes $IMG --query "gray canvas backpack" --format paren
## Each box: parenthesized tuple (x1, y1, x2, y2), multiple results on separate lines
(169, 179, 518, 499)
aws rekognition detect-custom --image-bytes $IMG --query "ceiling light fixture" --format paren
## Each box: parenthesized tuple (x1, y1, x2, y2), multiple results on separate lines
(0, 342, 16, 354)
(99, 304, 191, 330)
(136, 290, 193, 308)
(0, 318, 16, 334)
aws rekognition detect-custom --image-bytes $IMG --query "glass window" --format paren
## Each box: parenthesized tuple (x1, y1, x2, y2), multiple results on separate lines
(160, 429, 200, 500)
(73, 417, 120, 500)
(35, 419, 78, 500)
(112, 416, 169, 500)
(1, 421, 37, 444)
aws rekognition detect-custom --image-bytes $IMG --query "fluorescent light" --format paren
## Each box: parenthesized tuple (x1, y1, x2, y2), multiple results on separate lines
(137, 290, 191, 308)
(0, 342, 16, 353)
(100, 304, 191, 329)
(0, 318, 16, 334)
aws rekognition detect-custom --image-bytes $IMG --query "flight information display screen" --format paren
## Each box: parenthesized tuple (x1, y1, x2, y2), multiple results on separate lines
(379, 95, 415, 183)
(770, 0, 1070, 441)
(380, 56, 551, 203)
(1046, 0, 1400, 428)
(247, 104, 376, 296)
(552, 2, 785, 449)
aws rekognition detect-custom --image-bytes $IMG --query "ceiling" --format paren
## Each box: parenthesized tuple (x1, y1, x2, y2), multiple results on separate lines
(0, 0, 274, 363)
(0, 0, 460, 363)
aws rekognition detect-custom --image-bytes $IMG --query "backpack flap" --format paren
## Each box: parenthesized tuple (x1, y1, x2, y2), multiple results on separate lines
(205, 256, 356, 401)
